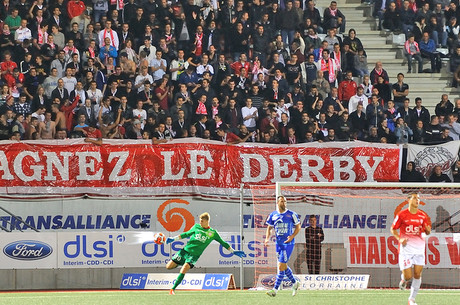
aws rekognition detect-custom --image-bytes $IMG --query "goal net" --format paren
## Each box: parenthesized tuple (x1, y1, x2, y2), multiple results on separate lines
(250, 182, 460, 289)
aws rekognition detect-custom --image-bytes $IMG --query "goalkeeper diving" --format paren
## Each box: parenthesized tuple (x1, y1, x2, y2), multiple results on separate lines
(165, 212, 246, 294)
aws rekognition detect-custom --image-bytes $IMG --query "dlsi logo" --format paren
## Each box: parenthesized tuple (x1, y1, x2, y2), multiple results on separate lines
(3, 240, 53, 260)
(120, 273, 148, 289)
(63, 234, 125, 258)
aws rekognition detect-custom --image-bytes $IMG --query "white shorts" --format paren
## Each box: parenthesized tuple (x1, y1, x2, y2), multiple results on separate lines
(399, 253, 425, 271)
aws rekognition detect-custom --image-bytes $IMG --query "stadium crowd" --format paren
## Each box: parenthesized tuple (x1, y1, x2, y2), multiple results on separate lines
(0, 0, 458, 145)
(378, 0, 460, 77)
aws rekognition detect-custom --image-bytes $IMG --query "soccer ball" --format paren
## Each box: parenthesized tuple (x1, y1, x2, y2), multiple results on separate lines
(154, 232, 166, 245)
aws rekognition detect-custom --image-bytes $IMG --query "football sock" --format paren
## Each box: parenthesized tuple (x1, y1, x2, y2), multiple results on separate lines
(409, 278, 421, 300)
(401, 273, 407, 282)
(274, 270, 286, 290)
(172, 273, 185, 290)
(285, 267, 296, 283)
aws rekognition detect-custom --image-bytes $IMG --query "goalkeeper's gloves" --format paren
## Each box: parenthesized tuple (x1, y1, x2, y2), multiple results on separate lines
(166, 236, 181, 244)
(233, 250, 247, 258)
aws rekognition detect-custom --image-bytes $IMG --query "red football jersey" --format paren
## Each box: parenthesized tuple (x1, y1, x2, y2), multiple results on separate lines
(391, 208, 431, 255)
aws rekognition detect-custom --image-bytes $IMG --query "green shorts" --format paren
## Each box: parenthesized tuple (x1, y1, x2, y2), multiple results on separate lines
(171, 249, 200, 268)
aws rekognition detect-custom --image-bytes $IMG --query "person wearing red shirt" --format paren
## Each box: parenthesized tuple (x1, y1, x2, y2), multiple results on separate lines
(391, 193, 431, 305)
(61, 95, 80, 132)
(1, 51, 17, 86)
(216, 126, 251, 144)
(155, 77, 171, 111)
(230, 53, 251, 78)
(337, 71, 357, 109)
(259, 108, 279, 134)
(83, 125, 102, 138)
(67, 0, 86, 19)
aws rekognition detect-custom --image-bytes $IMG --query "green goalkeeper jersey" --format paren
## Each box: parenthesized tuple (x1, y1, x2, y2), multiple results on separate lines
(180, 223, 230, 257)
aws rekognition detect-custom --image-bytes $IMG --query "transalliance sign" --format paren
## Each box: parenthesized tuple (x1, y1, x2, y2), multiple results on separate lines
(0, 139, 399, 196)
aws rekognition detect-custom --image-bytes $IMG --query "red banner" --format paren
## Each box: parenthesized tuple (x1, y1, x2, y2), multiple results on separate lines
(0, 139, 400, 196)
(344, 233, 460, 268)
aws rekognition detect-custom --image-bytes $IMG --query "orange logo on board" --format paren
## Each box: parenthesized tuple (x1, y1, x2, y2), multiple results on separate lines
(157, 199, 195, 232)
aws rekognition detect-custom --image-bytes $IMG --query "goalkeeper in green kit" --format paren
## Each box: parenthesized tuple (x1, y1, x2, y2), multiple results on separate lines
(165, 212, 246, 294)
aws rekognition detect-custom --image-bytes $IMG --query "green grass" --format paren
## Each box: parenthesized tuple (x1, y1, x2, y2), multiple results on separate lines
(0, 289, 459, 305)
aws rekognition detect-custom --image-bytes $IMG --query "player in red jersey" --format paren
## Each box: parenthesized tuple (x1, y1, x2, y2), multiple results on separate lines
(391, 193, 431, 305)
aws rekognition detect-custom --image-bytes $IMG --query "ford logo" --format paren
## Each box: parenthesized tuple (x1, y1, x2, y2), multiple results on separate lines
(3, 240, 53, 260)
(260, 274, 297, 288)
(261, 274, 276, 288)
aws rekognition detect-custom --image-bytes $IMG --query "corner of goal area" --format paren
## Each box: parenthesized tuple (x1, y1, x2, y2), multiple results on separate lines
(119, 273, 236, 290)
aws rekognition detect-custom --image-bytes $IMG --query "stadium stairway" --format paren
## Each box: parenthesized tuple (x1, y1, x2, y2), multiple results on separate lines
(315, 0, 459, 114)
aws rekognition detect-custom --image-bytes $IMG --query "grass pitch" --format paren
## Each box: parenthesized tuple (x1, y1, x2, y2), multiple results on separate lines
(0, 289, 459, 305)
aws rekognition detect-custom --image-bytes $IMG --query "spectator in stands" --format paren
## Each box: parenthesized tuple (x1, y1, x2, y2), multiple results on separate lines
(430, 5, 448, 48)
(364, 126, 379, 142)
(398, 98, 414, 127)
(400, 0, 415, 39)
(317, 49, 338, 87)
(370, 61, 389, 85)
(325, 28, 342, 53)
(15, 20, 32, 45)
(337, 71, 357, 109)
(425, 115, 443, 143)
(216, 126, 250, 144)
(377, 117, 394, 142)
(441, 113, 460, 140)
(323, 1, 346, 34)
(353, 48, 369, 78)
(285, 54, 301, 89)
(343, 29, 364, 56)
(310, 71, 330, 99)
(238, 124, 255, 142)
(330, 43, 344, 80)
(348, 86, 368, 113)
(404, 35, 423, 73)
(428, 165, 452, 182)
(451, 160, 460, 182)
(350, 103, 367, 139)
(416, 3, 431, 26)
(304, 28, 322, 53)
(454, 100, 460, 117)
(435, 94, 454, 117)
(412, 16, 428, 43)
(412, 97, 431, 128)
(13, 93, 30, 117)
(392, 73, 409, 109)
(419, 32, 442, 73)
(366, 94, 384, 127)
(336, 111, 353, 141)
(279, 1, 299, 46)
(412, 119, 427, 143)
(373, 0, 387, 31)
(252, 25, 270, 67)
(304, 0, 323, 34)
(401, 161, 426, 182)
(451, 47, 460, 87)
(383, 2, 401, 32)
(323, 128, 338, 142)
(4, 8, 21, 37)
(439, 127, 453, 142)
(446, 17, 459, 54)
(394, 117, 413, 144)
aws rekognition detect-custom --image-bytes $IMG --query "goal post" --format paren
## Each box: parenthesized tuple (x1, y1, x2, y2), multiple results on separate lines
(250, 182, 460, 289)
